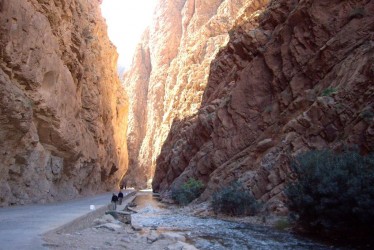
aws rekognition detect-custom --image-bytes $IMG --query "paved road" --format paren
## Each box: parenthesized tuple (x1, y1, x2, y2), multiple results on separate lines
(0, 190, 132, 250)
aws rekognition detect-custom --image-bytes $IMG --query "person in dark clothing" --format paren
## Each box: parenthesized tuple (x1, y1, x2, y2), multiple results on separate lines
(118, 190, 124, 205)
(111, 193, 118, 210)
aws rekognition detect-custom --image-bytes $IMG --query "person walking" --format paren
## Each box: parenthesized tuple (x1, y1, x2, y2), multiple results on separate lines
(111, 193, 118, 210)
(118, 190, 124, 205)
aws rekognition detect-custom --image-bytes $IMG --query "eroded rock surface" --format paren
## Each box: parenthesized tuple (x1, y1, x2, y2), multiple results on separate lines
(124, 0, 269, 188)
(152, 0, 374, 210)
(0, 0, 128, 206)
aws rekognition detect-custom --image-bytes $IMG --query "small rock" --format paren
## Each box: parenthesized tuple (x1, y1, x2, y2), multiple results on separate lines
(147, 230, 159, 243)
(94, 214, 117, 225)
(128, 202, 137, 207)
(93, 219, 106, 225)
(131, 224, 143, 231)
(160, 232, 186, 242)
(95, 223, 122, 231)
(102, 214, 117, 222)
(121, 237, 131, 243)
(256, 138, 274, 152)
(166, 241, 198, 250)
(121, 214, 132, 224)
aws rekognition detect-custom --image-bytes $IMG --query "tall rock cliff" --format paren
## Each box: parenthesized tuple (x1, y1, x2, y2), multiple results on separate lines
(0, 0, 128, 206)
(152, 0, 373, 211)
(124, 0, 269, 187)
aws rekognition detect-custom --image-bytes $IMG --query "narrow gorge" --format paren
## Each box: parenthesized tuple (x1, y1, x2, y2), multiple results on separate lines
(124, 0, 272, 188)
(1, 0, 373, 214)
(125, 0, 373, 212)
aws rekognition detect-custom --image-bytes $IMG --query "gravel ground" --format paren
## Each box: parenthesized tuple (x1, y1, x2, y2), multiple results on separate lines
(42, 193, 197, 250)
(43, 220, 193, 250)
(42, 193, 302, 250)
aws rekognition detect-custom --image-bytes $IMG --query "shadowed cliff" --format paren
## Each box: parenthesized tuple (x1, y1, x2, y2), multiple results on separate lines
(123, 0, 270, 188)
(152, 0, 374, 212)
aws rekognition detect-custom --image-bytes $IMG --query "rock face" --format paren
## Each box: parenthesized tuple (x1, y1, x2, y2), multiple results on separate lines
(0, 0, 128, 206)
(124, 0, 269, 188)
(152, 0, 374, 210)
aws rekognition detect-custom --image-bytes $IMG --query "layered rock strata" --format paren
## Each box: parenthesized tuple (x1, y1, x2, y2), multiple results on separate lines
(152, 0, 374, 211)
(0, 0, 128, 206)
(124, 0, 269, 188)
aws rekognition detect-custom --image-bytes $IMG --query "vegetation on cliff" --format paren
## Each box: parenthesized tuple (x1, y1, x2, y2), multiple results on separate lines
(171, 178, 204, 205)
(286, 148, 374, 240)
(212, 181, 260, 216)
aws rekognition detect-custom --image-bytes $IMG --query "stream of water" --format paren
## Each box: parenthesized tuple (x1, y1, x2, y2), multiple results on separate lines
(131, 192, 336, 250)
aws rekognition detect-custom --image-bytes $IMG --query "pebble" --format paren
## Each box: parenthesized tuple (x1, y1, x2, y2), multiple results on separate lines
(121, 237, 131, 243)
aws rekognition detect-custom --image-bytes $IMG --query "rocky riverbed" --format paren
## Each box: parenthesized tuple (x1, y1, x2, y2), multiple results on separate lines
(43, 192, 336, 249)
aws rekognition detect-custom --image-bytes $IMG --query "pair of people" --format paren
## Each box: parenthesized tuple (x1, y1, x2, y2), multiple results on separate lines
(110, 190, 124, 210)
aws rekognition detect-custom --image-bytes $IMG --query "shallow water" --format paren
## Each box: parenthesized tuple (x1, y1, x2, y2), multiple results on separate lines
(131, 192, 337, 250)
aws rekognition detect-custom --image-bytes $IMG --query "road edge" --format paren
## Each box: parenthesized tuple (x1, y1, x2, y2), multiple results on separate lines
(43, 190, 136, 236)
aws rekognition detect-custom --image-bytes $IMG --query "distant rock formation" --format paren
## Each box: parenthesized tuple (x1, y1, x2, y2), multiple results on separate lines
(123, 0, 269, 188)
(0, 0, 128, 206)
(152, 0, 374, 212)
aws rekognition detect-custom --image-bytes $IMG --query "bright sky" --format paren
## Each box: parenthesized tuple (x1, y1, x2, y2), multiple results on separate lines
(101, 0, 157, 70)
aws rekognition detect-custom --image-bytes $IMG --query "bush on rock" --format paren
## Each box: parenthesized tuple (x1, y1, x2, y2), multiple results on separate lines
(285, 148, 374, 236)
(212, 181, 259, 216)
(172, 178, 204, 205)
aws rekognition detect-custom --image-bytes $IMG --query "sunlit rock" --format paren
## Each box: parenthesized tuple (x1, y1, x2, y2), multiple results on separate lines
(123, 0, 269, 188)
(0, 0, 128, 206)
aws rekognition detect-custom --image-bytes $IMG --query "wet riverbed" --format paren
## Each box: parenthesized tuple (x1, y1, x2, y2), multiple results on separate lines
(131, 192, 335, 250)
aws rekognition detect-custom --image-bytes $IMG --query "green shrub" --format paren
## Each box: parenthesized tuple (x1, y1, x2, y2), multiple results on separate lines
(285, 149, 374, 234)
(321, 87, 337, 96)
(212, 182, 259, 216)
(274, 218, 291, 231)
(172, 178, 204, 205)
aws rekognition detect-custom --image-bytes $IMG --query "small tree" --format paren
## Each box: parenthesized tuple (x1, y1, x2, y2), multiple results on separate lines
(285, 149, 374, 235)
(212, 181, 259, 216)
(172, 178, 204, 205)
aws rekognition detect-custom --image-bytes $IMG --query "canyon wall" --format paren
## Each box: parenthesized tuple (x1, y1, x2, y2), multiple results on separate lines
(152, 0, 373, 211)
(124, 0, 269, 188)
(0, 0, 128, 206)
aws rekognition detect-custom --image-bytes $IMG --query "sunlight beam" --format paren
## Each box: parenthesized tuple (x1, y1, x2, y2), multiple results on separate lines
(101, 0, 156, 70)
